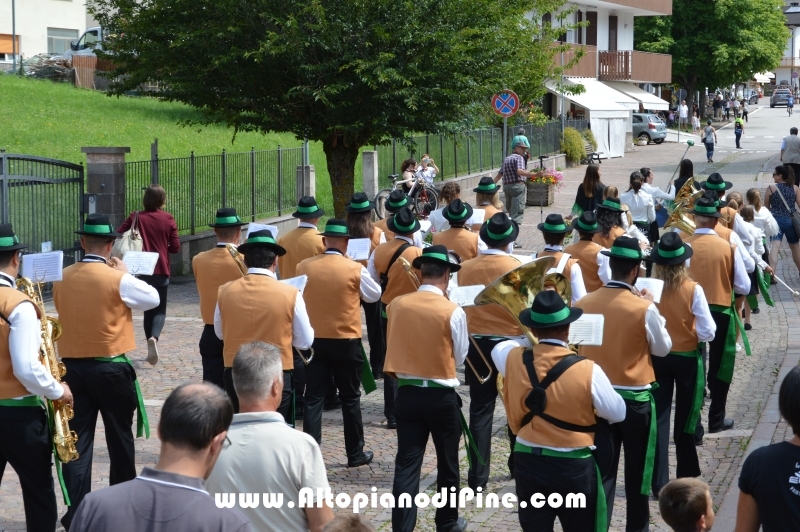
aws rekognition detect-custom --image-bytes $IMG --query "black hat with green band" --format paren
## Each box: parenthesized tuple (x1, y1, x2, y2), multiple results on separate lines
(689, 197, 722, 218)
(209, 207, 246, 228)
(385, 190, 409, 214)
(237, 229, 286, 255)
(600, 235, 645, 260)
(596, 197, 624, 213)
(537, 213, 571, 234)
(345, 192, 375, 213)
(411, 244, 462, 272)
(702, 190, 721, 208)
(442, 199, 474, 224)
(291, 196, 326, 219)
(519, 290, 583, 329)
(473, 176, 500, 194)
(699, 172, 732, 191)
(650, 232, 693, 266)
(386, 207, 421, 235)
(318, 218, 353, 238)
(76, 213, 121, 238)
(571, 211, 602, 234)
(479, 212, 519, 247)
(0, 224, 28, 251)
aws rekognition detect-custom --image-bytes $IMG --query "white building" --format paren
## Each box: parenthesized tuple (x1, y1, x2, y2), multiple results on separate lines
(774, 5, 800, 89)
(0, 0, 87, 64)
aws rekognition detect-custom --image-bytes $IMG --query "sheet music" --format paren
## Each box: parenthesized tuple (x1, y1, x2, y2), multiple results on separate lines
(568, 314, 604, 346)
(246, 223, 279, 239)
(418, 219, 432, 237)
(21, 251, 63, 283)
(448, 285, 485, 307)
(635, 278, 664, 304)
(347, 238, 371, 261)
(510, 254, 533, 264)
(468, 209, 485, 228)
(122, 251, 159, 276)
(281, 275, 308, 295)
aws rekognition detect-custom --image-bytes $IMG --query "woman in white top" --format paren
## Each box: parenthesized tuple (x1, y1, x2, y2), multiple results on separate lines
(415, 154, 439, 185)
(746, 188, 779, 242)
(737, 202, 774, 329)
(620, 171, 656, 235)
(640, 167, 675, 237)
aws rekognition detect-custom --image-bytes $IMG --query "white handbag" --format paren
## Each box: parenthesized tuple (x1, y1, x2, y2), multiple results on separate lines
(112, 212, 143, 259)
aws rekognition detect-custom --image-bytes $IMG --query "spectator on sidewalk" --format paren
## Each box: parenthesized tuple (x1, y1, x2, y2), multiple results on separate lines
(692, 110, 701, 133)
(679, 100, 689, 130)
(415, 154, 439, 185)
(658, 478, 715, 532)
(493, 141, 533, 240)
(735, 365, 800, 532)
(781, 127, 800, 181)
(571, 163, 606, 217)
(733, 97, 741, 118)
(764, 164, 800, 276)
(703, 120, 717, 163)
(724, 97, 731, 121)
(511, 128, 531, 167)
(742, 100, 749, 122)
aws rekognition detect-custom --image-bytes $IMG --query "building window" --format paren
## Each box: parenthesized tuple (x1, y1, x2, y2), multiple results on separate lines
(47, 28, 79, 55)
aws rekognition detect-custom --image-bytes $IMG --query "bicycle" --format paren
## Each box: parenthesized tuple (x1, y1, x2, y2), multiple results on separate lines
(374, 174, 439, 220)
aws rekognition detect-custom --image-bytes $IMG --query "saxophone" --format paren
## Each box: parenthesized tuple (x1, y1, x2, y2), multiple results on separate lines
(16, 277, 79, 463)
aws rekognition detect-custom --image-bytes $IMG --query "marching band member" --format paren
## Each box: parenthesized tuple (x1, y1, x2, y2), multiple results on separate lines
(297, 219, 380, 467)
(492, 291, 625, 532)
(375, 190, 407, 242)
(684, 197, 751, 435)
(564, 211, 611, 292)
(53, 214, 160, 530)
(535, 213, 587, 305)
(574, 236, 672, 531)
(192, 207, 246, 389)
(215, 230, 314, 420)
(457, 212, 522, 488)
(384, 245, 469, 532)
(367, 207, 423, 429)
(0, 224, 73, 532)
(472, 177, 503, 232)
(432, 199, 484, 261)
(700, 189, 755, 274)
(701, 173, 738, 230)
(277, 196, 325, 279)
(649, 233, 716, 497)
(593, 197, 627, 249)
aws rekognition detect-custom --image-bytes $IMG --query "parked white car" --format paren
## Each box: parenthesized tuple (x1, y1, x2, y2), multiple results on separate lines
(60, 27, 105, 61)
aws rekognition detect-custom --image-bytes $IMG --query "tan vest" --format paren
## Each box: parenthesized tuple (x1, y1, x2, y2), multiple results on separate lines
(384, 291, 458, 379)
(593, 226, 626, 249)
(0, 288, 41, 399)
(656, 280, 698, 352)
(277, 227, 325, 279)
(373, 239, 422, 305)
(356, 227, 384, 267)
(718, 207, 737, 229)
(433, 227, 479, 261)
(574, 287, 654, 386)
(684, 233, 734, 306)
(296, 253, 362, 339)
(472, 205, 502, 232)
(714, 223, 733, 242)
(564, 239, 604, 292)
(217, 274, 298, 369)
(374, 218, 394, 241)
(54, 263, 135, 358)
(458, 253, 523, 336)
(504, 343, 595, 448)
(193, 246, 243, 324)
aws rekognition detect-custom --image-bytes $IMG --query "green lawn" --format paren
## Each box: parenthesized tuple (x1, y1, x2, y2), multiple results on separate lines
(0, 75, 362, 215)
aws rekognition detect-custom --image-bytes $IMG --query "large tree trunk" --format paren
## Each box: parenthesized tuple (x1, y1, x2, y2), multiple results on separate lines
(323, 136, 361, 218)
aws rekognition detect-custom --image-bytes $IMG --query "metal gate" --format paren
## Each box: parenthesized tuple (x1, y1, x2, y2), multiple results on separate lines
(0, 153, 84, 265)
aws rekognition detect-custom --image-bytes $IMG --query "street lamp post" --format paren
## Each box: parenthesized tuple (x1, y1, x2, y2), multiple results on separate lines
(11, 0, 16, 72)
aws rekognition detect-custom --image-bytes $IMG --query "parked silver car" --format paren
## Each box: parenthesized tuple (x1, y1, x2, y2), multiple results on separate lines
(771, 89, 792, 108)
(632, 113, 667, 144)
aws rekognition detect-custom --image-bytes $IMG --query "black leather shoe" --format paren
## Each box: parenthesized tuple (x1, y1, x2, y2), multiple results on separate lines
(709, 418, 734, 433)
(752, 307, 760, 314)
(744, 323, 752, 331)
(694, 423, 704, 446)
(348, 451, 374, 467)
(446, 517, 468, 532)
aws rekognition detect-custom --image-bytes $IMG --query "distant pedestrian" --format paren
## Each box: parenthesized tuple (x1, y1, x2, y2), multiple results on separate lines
(742, 100, 749, 122)
(692, 110, 701, 133)
(511, 128, 531, 168)
(732, 97, 741, 118)
(493, 140, 533, 238)
(679, 100, 689, 130)
(712, 96, 723, 120)
(724, 98, 731, 121)
(734, 117, 744, 149)
(780, 127, 800, 180)
(789, 94, 795, 116)
(703, 119, 717, 163)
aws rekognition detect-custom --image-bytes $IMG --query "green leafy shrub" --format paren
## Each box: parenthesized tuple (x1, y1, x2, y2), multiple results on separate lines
(561, 127, 586, 163)
(582, 128, 597, 150)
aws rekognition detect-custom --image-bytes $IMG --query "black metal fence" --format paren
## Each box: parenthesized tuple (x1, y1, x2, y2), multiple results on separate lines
(373, 120, 587, 181)
(126, 147, 304, 235)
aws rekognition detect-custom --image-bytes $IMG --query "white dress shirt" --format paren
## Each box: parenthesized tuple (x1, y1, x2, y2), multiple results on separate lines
(366, 235, 418, 283)
(492, 338, 626, 451)
(395, 285, 468, 388)
(0, 273, 64, 400)
(738, 219, 769, 269)
(82, 255, 161, 311)
(535, 246, 587, 303)
(596, 248, 612, 286)
(213, 268, 314, 350)
(687, 228, 752, 294)
(641, 182, 675, 202)
(324, 250, 382, 303)
(691, 284, 717, 343)
(297, 221, 317, 230)
(752, 206, 778, 237)
(620, 190, 656, 223)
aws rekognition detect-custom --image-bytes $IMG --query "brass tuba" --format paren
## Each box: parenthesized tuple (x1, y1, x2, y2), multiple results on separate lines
(664, 177, 704, 236)
(225, 243, 248, 276)
(16, 277, 79, 463)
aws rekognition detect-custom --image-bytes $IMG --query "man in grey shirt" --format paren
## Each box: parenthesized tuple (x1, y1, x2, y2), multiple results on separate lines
(69, 383, 250, 532)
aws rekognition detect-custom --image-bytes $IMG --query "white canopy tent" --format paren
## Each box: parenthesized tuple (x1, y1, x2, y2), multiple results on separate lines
(602, 81, 670, 111)
(753, 72, 775, 83)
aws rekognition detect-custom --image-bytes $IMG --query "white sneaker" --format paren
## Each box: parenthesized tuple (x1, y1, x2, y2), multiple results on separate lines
(147, 337, 159, 365)
(735, 342, 742, 353)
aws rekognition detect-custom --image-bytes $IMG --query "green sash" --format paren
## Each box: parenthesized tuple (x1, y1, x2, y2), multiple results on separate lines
(93, 355, 150, 438)
(359, 343, 377, 395)
(513, 443, 607, 532)
(756, 267, 774, 307)
(571, 203, 584, 217)
(397, 378, 484, 467)
(708, 295, 751, 384)
(670, 349, 703, 433)
(0, 395, 41, 407)
(615, 386, 657, 496)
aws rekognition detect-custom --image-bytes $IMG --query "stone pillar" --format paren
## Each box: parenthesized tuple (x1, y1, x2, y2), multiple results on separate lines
(81, 147, 131, 229)
(296, 165, 316, 200)
(362, 151, 379, 200)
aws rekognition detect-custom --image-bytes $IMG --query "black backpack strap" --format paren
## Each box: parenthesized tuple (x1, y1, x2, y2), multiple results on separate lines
(520, 349, 598, 433)
(380, 243, 411, 292)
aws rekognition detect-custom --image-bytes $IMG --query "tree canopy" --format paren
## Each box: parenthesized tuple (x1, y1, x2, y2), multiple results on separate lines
(91, 0, 578, 215)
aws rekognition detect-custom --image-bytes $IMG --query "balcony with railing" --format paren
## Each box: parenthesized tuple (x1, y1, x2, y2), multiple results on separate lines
(779, 57, 800, 68)
(598, 50, 672, 83)
(600, 0, 672, 15)
(556, 44, 598, 78)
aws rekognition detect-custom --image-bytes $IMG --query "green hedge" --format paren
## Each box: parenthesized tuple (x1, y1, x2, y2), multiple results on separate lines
(561, 127, 586, 163)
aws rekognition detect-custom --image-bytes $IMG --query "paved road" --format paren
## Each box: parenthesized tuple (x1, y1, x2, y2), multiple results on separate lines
(1, 101, 799, 531)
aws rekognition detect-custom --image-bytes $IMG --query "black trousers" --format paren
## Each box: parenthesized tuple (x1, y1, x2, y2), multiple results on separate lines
(139, 274, 169, 340)
(380, 312, 398, 422)
(465, 336, 503, 490)
(199, 324, 225, 389)
(224, 367, 293, 420)
(61, 358, 138, 530)
(515, 451, 597, 532)
(362, 299, 383, 377)
(0, 405, 57, 532)
(651, 354, 701, 496)
(605, 397, 652, 532)
(393, 386, 462, 532)
(708, 311, 732, 430)
(303, 338, 365, 461)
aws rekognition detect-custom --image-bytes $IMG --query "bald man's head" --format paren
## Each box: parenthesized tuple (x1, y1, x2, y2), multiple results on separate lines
(159, 383, 233, 451)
